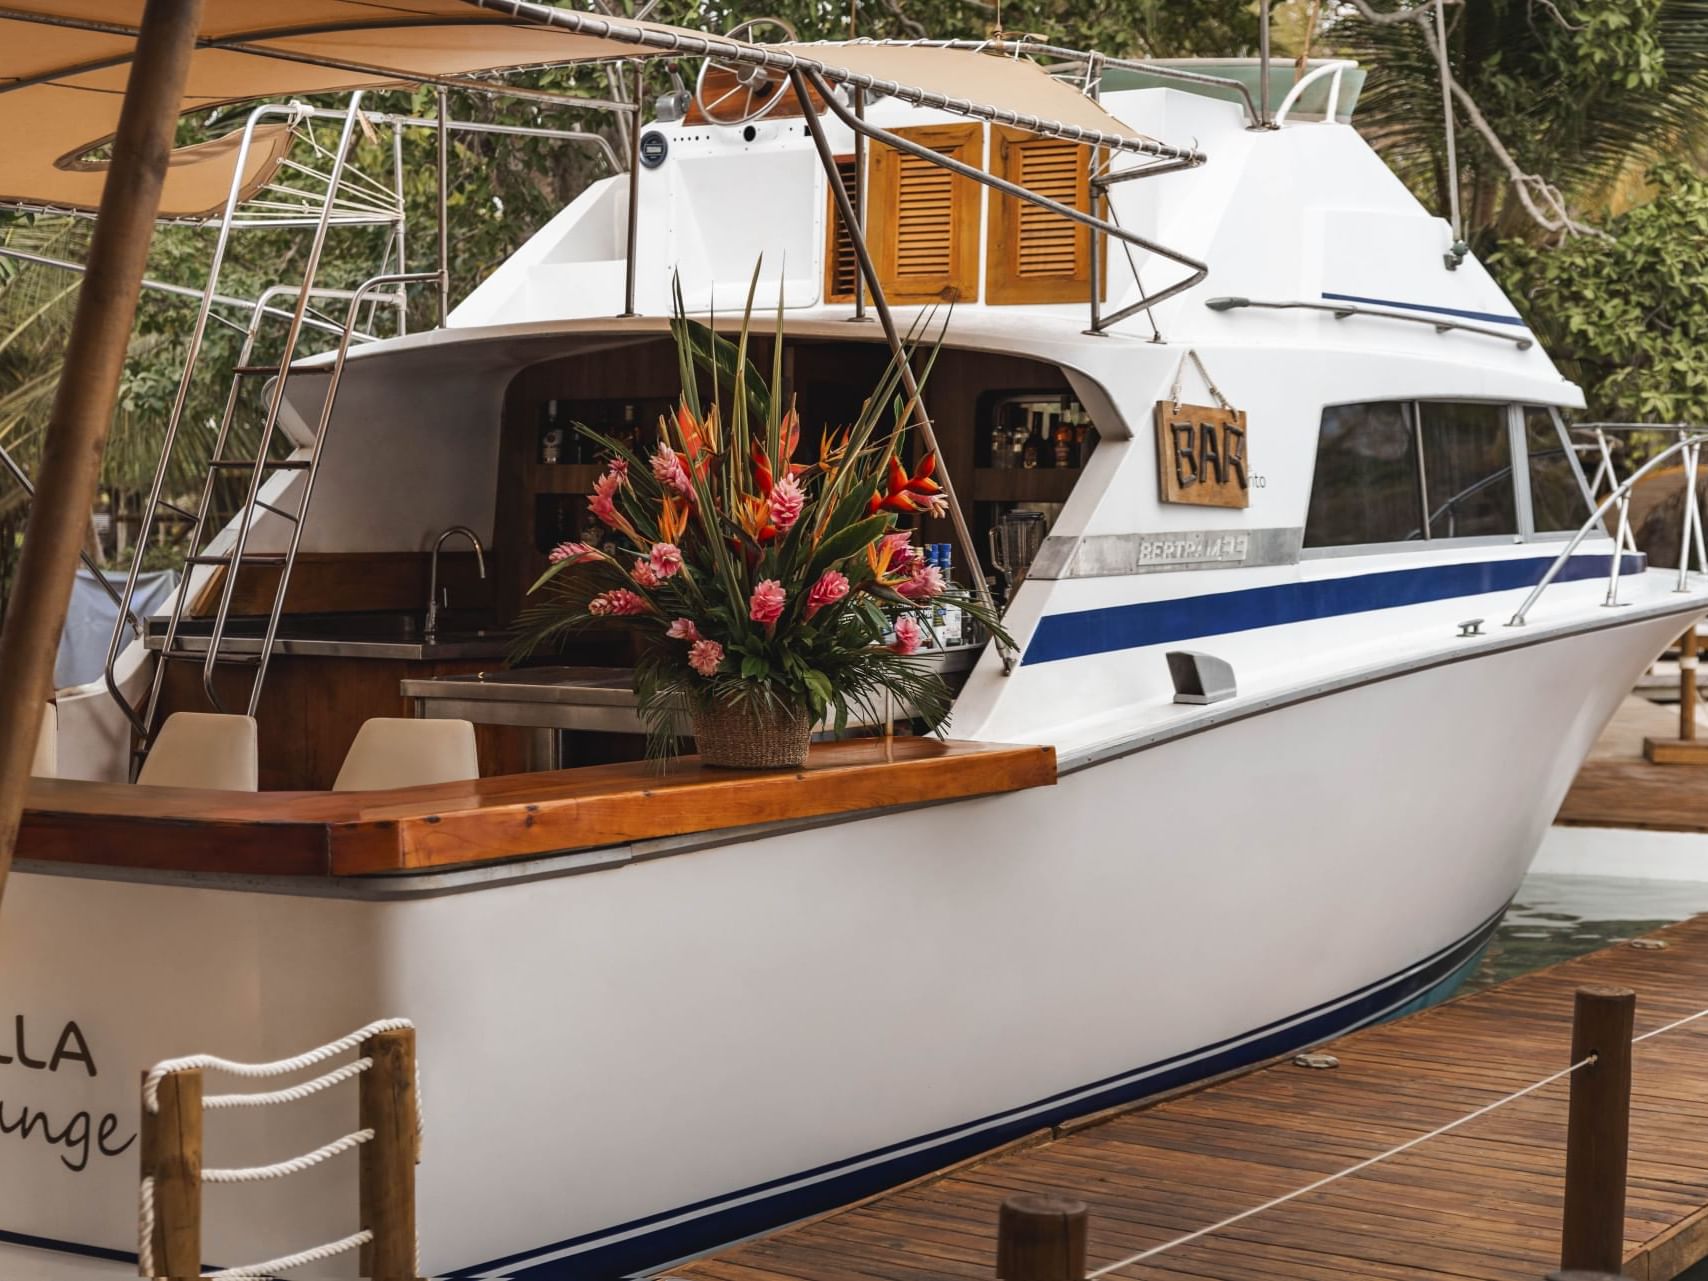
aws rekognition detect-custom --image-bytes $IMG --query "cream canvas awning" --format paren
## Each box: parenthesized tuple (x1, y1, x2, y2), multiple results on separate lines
(0, 1, 1184, 218)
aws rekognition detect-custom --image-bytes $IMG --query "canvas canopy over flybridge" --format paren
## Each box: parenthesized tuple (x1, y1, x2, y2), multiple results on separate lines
(0, 0, 1191, 219)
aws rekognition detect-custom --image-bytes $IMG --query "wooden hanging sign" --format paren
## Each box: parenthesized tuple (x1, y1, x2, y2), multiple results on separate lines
(1155, 402, 1250, 509)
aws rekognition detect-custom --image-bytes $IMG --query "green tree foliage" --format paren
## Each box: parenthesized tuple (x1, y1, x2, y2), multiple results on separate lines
(1336, 0, 1708, 246)
(1492, 162, 1708, 421)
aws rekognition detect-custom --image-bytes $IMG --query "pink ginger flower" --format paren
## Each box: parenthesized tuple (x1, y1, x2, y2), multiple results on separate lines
(548, 541, 599, 565)
(651, 442, 693, 497)
(649, 542, 683, 579)
(768, 475, 806, 533)
(631, 558, 661, 589)
(804, 569, 849, 619)
(666, 617, 701, 642)
(688, 638, 724, 677)
(880, 531, 917, 573)
(588, 588, 649, 617)
(890, 615, 923, 655)
(607, 456, 630, 480)
(749, 579, 786, 626)
(898, 562, 945, 601)
(593, 469, 624, 501)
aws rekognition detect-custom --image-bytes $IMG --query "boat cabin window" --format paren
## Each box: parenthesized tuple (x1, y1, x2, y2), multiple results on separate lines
(1525, 407, 1588, 533)
(1305, 400, 1586, 548)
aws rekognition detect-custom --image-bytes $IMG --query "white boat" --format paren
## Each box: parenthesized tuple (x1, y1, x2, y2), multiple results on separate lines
(2, 5, 1704, 1277)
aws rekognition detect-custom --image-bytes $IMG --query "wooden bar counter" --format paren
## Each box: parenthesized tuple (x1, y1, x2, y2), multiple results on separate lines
(17, 738, 1056, 879)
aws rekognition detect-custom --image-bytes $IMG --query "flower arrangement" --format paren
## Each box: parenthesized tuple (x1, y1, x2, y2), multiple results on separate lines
(516, 283, 1008, 767)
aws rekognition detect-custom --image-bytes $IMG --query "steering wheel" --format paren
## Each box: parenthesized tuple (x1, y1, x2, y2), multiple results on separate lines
(693, 18, 799, 127)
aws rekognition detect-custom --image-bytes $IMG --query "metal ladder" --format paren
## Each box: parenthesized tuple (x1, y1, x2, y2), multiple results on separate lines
(101, 92, 432, 761)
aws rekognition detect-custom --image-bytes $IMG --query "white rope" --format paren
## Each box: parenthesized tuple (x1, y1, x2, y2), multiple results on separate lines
(144, 1018, 413, 1113)
(139, 1175, 156, 1279)
(1635, 1003, 1708, 1043)
(204, 1058, 372, 1110)
(205, 1228, 373, 1279)
(1084, 1054, 1595, 1277)
(202, 1129, 373, 1184)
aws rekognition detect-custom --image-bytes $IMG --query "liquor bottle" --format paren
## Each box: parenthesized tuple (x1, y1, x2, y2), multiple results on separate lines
(989, 416, 1011, 470)
(539, 400, 563, 464)
(619, 402, 639, 453)
(1021, 411, 1047, 469)
(1053, 401, 1078, 469)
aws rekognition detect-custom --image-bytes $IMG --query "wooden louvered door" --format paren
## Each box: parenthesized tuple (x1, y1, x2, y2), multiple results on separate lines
(824, 154, 862, 304)
(986, 127, 1094, 305)
(866, 123, 983, 304)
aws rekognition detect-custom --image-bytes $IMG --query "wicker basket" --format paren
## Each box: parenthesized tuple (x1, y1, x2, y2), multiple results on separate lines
(690, 697, 813, 769)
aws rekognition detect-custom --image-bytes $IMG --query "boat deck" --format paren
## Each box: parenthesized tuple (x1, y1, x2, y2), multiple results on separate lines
(1559, 695, 1708, 834)
(669, 914, 1708, 1281)
(16, 737, 1055, 877)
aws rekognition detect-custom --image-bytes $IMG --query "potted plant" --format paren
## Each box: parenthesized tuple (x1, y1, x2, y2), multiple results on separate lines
(515, 285, 1007, 769)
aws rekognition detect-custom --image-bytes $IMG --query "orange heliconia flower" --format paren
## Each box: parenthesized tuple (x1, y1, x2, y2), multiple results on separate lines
(737, 493, 778, 544)
(865, 534, 911, 587)
(868, 451, 943, 514)
(658, 494, 689, 546)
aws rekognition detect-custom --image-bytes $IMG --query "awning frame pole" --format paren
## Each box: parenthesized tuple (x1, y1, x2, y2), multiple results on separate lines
(437, 86, 451, 323)
(852, 85, 868, 322)
(791, 70, 1010, 673)
(621, 60, 643, 318)
(0, 0, 206, 908)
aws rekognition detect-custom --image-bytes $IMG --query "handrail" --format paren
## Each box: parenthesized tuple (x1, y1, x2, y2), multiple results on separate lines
(223, 270, 443, 715)
(1273, 59, 1355, 126)
(0, 246, 375, 341)
(0, 442, 144, 638)
(1206, 296, 1533, 350)
(1508, 431, 1708, 626)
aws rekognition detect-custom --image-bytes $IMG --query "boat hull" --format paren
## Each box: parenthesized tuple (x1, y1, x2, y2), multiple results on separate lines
(0, 607, 1681, 1277)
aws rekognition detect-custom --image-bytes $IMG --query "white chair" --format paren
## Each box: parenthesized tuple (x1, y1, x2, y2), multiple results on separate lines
(333, 718, 479, 792)
(137, 713, 258, 791)
(30, 703, 56, 778)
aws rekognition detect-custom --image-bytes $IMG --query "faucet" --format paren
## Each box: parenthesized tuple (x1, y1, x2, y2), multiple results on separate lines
(425, 525, 486, 642)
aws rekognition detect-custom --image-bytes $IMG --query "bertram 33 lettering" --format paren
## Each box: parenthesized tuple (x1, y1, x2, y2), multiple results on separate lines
(0, 1015, 135, 1172)
(1154, 401, 1250, 509)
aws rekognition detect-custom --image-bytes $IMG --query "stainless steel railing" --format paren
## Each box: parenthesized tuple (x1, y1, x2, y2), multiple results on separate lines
(1508, 428, 1708, 626)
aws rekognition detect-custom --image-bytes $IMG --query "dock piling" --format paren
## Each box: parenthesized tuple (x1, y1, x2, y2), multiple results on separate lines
(996, 1193, 1088, 1281)
(139, 1066, 202, 1279)
(359, 1026, 420, 1279)
(1561, 985, 1636, 1275)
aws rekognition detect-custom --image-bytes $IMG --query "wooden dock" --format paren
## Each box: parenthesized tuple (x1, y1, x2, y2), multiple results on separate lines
(669, 915, 1708, 1281)
(1561, 695, 1708, 834)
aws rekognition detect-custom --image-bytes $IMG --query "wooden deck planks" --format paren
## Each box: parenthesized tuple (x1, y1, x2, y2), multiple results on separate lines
(670, 915, 1708, 1281)
(1559, 757, 1708, 834)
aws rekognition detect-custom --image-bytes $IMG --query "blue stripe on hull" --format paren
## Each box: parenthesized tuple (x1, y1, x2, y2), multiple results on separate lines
(1021, 554, 1644, 666)
(454, 908, 1507, 1279)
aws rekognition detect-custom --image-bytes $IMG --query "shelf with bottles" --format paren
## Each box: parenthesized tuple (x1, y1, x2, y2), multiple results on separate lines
(533, 396, 667, 472)
(977, 391, 1099, 474)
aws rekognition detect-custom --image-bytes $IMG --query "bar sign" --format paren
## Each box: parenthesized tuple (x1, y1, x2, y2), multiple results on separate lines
(1155, 402, 1250, 509)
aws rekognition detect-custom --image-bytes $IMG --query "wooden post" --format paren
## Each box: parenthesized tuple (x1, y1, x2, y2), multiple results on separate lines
(359, 1027, 419, 1280)
(139, 1067, 202, 1279)
(1546, 1272, 1630, 1280)
(1560, 985, 1635, 1276)
(0, 0, 205, 911)
(996, 1193, 1088, 1281)
(1681, 626, 1698, 742)
(1643, 627, 1708, 762)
